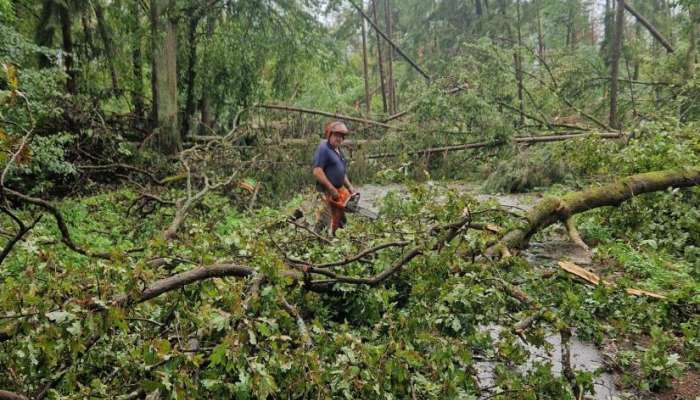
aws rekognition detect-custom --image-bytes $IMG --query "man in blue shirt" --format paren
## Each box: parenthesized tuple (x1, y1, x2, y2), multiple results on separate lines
(313, 121, 356, 235)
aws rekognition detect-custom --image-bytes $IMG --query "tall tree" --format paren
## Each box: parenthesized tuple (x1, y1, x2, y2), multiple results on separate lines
(361, 6, 371, 114)
(609, 0, 625, 129)
(150, 0, 180, 154)
(686, 4, 699, 79)
(131, 1, 145, 118)
(93, 1, 119, 92)
(371, 0, 388, 113)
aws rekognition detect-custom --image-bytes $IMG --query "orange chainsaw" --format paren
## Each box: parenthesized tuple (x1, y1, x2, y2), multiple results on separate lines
(325, 188, 378, 220)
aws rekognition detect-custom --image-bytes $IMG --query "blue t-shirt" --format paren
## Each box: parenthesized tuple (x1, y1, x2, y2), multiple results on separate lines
(313, 140, 347, 189)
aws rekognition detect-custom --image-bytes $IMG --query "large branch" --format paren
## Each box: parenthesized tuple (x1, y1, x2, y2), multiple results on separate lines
(494, 167, 700, 252)
(622, 0, 674, 53)
(346, 0, 431, 82)
(2, 188, 113, 259)
(0, 391, 27, 400)
(255, 104, 400, 130)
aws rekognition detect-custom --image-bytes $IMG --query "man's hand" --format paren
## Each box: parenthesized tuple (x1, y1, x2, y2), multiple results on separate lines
(329, 187, 340, 200)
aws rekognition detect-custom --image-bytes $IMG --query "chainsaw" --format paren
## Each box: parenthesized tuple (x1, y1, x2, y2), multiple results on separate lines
(326, 189, 379, 220)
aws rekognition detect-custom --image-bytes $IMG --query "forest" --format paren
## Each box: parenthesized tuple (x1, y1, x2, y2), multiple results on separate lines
(0, 0, 699, 398)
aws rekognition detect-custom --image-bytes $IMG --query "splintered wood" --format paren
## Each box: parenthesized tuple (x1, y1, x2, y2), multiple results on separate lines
(557, 261, 666, 299)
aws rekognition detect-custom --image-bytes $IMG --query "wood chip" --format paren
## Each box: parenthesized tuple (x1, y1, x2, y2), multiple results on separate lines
(557, 261, 666, 300)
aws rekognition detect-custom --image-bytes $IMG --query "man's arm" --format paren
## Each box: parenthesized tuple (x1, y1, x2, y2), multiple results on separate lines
(343, 176, 354, 194)
(313, 167, 339, 199)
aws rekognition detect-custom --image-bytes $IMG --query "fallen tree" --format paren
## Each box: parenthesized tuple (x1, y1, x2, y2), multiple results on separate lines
(367, 132, 622, 159)
(491, 167, 700, 254)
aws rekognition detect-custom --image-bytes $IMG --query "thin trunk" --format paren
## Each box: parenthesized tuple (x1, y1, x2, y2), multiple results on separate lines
(536, 0, 545, 66)
(58, 4, 76, 95)
(475, 0, 482, 17)
(384, 0, 395, 114)
(81, 13, 94, 60)
(686, 6, 698, 79)
(361, 8, 371, 114)
(94, 2, 119, 92)
(515, 0, 524, 126)
(131, 2, 145, 117)
(151, 0, 180, 154)
(371, 0, 388, 114)
(609, 0, 624, 130)
(602, 0, 613, 66)
(199, 15, 216, 133)
(36, 0, 55, 68)
(183, 16, 200, 138)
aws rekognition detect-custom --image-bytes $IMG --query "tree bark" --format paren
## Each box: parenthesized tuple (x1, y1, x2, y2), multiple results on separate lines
(150, 0, 180, 154)
(609, 0, 624, 130)
(494, 167, 700, 252)
(94, 2, 119, 92)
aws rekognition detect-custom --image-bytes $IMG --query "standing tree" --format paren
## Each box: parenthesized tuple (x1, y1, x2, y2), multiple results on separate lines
(150, 0, 180, 154)
(609, 0, 624, 129)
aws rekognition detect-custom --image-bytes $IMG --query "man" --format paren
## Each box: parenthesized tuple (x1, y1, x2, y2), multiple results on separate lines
(313, 121, 356, 236)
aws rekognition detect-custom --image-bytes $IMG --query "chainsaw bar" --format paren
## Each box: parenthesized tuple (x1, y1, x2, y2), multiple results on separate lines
(345, 193, 379, 220)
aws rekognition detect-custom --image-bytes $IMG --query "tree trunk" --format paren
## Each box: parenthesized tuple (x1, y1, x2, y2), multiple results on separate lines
(81, 13, 95, 60)
(182, 16, 200, 139)
(515, 0, 524, 126)
(361, 7, 371, 114)
(131, 2, 145, 117)
(602, 0, 613, 66)
(384, 0, 395, 115)
(622, 0, 674, 53)
(494, 167, 700, 252)
(36, 0, 55, 68)
(58, 4, 76, 95)
(536, 0, 545, 67)
(94, 2, 119, 92)
(609, 0, 624, 130)
(199, 15, 216, 134)
(150, 0, 180, 154)
(686, 6, 698, 79)
(371, 0, 388, 114)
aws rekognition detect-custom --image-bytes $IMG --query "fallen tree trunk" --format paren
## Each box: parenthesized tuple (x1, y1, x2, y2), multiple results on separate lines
(255, 104, 400, 130)
(494, 167, 700, 252)
(367, 132, 622, 159)
(622, 0, 674, 53)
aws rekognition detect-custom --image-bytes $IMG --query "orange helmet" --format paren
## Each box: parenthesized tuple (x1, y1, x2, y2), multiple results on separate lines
(324, 121, 349, 139)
